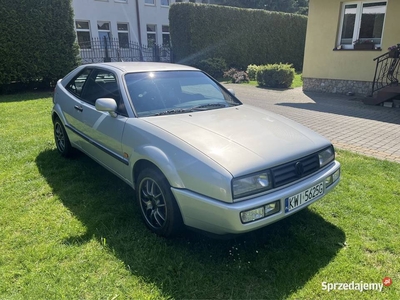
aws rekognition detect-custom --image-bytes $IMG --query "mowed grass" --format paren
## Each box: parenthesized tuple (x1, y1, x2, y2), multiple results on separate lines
(0, 92, 399, 299)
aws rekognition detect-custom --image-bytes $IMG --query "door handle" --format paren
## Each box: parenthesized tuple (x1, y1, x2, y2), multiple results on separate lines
(74, 105, 83, 112)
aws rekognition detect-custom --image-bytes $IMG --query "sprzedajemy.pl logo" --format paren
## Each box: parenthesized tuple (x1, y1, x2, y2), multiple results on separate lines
(322, 277, 392, 292)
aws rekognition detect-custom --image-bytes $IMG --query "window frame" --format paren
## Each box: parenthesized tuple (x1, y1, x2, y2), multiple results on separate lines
(146, 24, 157, 47)
(161, 0, 170, 6)
(144, 0, 155, 5)
(97, 21, 112, 48)
(162, 25, 170, 47)
(75, 20, 92, 49)
(117, 22, 130, 48)
(337, 1, 387, 50)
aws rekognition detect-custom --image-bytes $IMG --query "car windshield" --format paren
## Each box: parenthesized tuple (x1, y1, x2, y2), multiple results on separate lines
(124, 70, 241, 117)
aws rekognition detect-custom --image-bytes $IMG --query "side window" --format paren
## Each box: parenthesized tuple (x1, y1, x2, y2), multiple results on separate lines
(81, 69, 127, 116)
(66, 68, 92, 97)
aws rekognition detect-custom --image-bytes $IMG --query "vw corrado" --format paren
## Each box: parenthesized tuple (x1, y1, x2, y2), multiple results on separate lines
(52, 62, 340, 237)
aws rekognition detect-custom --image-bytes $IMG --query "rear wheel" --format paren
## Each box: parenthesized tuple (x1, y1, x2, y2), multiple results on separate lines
(136, 168, 183, 237)
(54, 117, 72, 157)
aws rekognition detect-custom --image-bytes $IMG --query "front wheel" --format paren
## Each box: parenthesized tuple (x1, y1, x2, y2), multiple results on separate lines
(136, 168, 183, 237)
(54, 117, 72, 157)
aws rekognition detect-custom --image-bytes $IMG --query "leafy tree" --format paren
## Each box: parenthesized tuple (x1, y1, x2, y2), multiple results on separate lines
(0, 0, 79, 91)
(209, 0, 309, 15)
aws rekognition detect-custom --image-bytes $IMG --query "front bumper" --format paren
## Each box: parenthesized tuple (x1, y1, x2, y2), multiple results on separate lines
(172, 161, 340, 235)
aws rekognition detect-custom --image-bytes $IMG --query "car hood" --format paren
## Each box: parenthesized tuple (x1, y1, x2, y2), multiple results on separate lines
(143, 105, 330, 176)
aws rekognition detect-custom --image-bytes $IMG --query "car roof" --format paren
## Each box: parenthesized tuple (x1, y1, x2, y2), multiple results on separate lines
(84, 62, 199, 73)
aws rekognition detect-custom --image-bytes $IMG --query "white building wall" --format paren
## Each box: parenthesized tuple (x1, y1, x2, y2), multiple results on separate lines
(72, 0, 204, 46)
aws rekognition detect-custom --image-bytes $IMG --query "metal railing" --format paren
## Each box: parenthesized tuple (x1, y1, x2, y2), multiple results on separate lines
(78, 37, 173, 64)
(371, 49, 400, 95)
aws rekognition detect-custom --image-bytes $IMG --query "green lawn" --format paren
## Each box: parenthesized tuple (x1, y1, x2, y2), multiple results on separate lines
(0, 92, 399, 299)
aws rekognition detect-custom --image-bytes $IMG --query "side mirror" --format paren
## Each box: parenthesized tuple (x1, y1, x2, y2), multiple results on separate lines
(95, 98, 117, 117)
(227, 89, 235, 96)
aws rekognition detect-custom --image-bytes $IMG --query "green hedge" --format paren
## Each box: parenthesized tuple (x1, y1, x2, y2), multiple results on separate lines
(169, 3, 307, 71)
(256, 64, 295, 88)
(0, 0, 79, 90)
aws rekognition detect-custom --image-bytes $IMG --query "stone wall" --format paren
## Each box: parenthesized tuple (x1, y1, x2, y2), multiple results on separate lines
(303, 78, 373, 96)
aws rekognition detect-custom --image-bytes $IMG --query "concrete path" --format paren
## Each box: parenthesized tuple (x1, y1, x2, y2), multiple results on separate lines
(224, 84, 400, 163)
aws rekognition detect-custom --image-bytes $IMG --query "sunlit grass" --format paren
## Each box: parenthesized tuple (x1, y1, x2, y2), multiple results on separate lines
(0, 92, 398, 299)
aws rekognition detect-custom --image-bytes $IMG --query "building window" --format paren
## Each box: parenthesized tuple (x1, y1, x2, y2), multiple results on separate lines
(98, 21, 111, 47)
(161, 0, 170, 6)
(75, 21, 91, 49)
(338, 1, 387, 49)
(144, 0, 155, 5)
(147, 24, 157, 47)
(162, 25, 170, 46)
(117, 23, 129, 48)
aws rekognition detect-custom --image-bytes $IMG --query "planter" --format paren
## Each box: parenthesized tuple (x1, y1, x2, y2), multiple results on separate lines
(354, 43, 375, 50)
(389, 50, 400, 58)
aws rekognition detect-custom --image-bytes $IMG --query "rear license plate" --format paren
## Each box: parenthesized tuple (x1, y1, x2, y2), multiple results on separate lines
(285, 182, 324, 213)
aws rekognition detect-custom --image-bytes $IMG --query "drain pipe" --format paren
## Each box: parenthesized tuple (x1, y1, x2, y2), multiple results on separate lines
(135, 0, 143, 60)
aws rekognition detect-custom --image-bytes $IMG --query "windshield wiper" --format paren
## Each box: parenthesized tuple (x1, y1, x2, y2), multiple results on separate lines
(153, 108, 194, 116)
(191, 103, 229, 110)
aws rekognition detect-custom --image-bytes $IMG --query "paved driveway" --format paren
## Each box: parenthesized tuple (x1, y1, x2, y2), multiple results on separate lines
(224, 84, 400, 163)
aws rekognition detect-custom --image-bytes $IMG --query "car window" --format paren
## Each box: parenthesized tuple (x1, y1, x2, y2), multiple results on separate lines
(66, 68, 92, 97)
(80, 69, 127, 116)
(124, 71, 241, 117)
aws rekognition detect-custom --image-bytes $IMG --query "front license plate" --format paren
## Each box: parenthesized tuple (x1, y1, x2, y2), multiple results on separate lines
(285, 182, 324, 213)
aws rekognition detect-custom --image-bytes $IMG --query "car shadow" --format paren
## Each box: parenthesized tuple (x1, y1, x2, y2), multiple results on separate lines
(277, 91, 400, 125)
(35, 149, 345, 299)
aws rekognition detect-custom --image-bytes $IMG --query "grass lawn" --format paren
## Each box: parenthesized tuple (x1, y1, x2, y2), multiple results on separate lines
(0, 92, 399, 299)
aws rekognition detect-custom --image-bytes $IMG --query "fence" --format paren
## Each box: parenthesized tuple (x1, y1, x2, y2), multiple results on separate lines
(78, 37, 173, 64)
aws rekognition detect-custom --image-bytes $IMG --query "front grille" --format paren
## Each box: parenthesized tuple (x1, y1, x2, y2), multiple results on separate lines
(271, 154, 320, 187)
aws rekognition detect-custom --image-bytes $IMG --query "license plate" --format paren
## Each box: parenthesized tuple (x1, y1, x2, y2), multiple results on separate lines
(285, 182, 324, 213)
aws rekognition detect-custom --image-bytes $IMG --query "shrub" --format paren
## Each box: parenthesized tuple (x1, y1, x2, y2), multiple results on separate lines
(0, 0, 79, 91)
(246, 64, 259, 81)
(256, 64, 295, 88)
(195, 58, 227, 79)
(170, 4, 307, 71)
(224, 68, 249, 83)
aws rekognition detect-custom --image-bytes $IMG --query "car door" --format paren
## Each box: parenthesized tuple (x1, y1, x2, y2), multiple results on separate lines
(78, 68, 130, 181)
(60, 67, 92, 148)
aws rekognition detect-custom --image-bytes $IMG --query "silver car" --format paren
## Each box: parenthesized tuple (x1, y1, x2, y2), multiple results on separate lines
(52, 62, 340, 237)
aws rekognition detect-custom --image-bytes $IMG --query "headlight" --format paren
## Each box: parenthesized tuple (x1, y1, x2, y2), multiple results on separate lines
(318, 146, 335, 168)
(232, 171, 272, 199)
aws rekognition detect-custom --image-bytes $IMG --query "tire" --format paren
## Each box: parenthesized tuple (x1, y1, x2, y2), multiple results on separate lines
(136, 168, 183, 237)
(54, 117, 73, 157)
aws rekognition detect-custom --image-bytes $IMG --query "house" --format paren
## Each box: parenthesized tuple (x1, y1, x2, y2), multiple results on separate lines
(72, 0, 208, 63)
(302, 0, 400, 103)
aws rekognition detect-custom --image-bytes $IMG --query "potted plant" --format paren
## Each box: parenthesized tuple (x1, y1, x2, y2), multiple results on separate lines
(353, 39, 375, 50)
(388, 44, 400, 58)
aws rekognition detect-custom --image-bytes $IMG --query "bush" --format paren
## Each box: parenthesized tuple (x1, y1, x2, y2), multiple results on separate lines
(0, 0, 79, 92)
(224, 68, 249, 83)
(194, 57, 227, 79)
(256, 64, 295, 88)
(246, 64, 259, 81)
(170, 4, 307, 70)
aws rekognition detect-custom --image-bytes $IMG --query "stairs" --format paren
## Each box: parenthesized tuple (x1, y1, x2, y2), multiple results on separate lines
(367, 49, 400, 105)
(363, 85, 400, 105)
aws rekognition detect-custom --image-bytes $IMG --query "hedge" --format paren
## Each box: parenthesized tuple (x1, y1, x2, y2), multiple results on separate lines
(169, 3, 307, 71)
(0, 0, 79, 90)
(256, 63, 295, 88)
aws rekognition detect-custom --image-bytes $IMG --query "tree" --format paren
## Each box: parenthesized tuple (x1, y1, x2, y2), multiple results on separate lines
(209, 0, 309, 15)
(0, 0, 79, 90)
